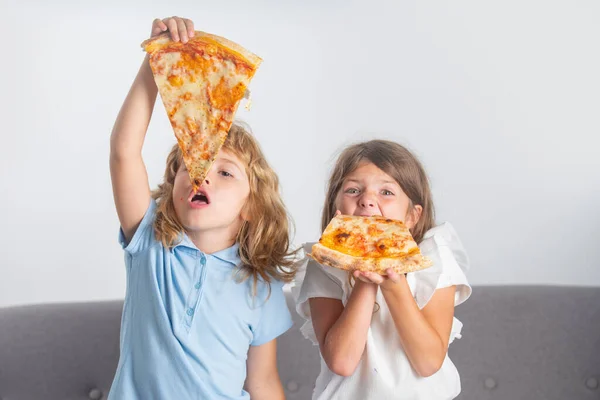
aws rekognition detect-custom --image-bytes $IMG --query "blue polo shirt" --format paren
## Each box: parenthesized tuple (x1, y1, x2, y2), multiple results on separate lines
(108, 200, 293, 400)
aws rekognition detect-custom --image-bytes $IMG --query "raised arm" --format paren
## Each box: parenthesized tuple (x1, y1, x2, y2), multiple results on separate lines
(358, 269, 456, 377)
(109, 17, 194, 241)
(309, 280, 377, 376)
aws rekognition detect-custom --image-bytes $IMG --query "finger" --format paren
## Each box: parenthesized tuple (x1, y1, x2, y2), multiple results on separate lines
(176, 18, 189, 43)
(353, 271, 370, 284)
(335, 210, 342, 216)
(386, 269, 401, 283)
(155, 18, 168, 31)
(164, 17, 179, 41)
(183, 18, 195, 37)
(364, 272, 384, 285)
(151, 18, 168, 36)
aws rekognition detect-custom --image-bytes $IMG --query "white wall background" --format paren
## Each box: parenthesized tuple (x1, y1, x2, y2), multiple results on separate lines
(1, 0, 599, 307)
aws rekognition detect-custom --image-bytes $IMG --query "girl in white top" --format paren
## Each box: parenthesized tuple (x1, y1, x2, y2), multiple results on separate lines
(293, 139, 472, 400)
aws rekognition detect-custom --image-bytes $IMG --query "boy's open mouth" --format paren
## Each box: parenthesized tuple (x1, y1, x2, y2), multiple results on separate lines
(189, 189, 210, 206)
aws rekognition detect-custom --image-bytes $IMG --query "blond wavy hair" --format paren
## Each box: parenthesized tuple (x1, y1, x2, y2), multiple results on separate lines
(151, 122, 297, 289)
(322, 139, 435, 244)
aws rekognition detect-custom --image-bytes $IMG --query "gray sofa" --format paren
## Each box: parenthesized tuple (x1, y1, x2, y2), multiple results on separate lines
(0, 286, 598, 399)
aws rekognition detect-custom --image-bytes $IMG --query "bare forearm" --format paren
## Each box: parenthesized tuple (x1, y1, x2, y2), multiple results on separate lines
(245, 377, 285, 400)
(322, 281, 377, 376)
(110, 55, 158, 159)
(381, 277, 446, 376)
(109, 55, 156, 237)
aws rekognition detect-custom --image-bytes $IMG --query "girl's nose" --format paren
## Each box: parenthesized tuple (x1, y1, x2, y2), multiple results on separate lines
(359, 194, 376, 208)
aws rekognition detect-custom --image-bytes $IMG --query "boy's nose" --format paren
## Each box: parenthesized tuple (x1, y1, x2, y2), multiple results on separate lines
(194, 177, 210, 187)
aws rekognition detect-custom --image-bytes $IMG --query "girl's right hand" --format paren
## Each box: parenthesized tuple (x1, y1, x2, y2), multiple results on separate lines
(151, 16, 195, 43)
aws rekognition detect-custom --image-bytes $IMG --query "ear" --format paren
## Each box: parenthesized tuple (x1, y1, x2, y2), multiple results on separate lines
(405, 204, 423, 229)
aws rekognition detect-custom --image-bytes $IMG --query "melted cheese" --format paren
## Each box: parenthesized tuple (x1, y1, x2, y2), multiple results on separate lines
(319, 215, 419, 258)
(149, 48, 252, 187)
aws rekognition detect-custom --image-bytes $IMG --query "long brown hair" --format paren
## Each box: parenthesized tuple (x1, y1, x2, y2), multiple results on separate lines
(152, 122, 297, 290)
(322, 139, 435, 243)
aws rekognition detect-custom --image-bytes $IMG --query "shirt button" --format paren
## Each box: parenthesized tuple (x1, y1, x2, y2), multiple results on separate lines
(186, 308, 194, 316)
(194, 282, 201, 289)
(200, 256, 206, 266)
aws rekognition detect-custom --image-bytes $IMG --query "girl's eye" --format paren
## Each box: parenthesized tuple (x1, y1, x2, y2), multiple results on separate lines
(345, 188, 360, 194)
(219, 170, 233, 178)
(381, 189, 394, 195)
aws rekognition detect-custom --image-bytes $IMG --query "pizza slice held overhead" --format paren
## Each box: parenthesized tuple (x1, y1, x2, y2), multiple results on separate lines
(142, 31, 262, 191)
(310, 215, 433, 275)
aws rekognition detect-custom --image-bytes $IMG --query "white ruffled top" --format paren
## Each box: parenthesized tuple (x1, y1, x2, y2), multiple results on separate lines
(292, 222, 472, 400)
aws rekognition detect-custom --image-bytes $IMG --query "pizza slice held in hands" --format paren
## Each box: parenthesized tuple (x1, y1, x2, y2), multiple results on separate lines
(310, 215, 433, 275)
(142, 31, 262, 191)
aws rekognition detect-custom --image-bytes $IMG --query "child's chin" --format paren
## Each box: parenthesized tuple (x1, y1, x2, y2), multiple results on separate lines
(183, 220, 211, 231)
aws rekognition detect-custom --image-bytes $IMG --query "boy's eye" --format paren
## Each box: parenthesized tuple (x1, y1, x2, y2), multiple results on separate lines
(345, 188, 360, 194)
(381, 189, 394, 195)
(219, 170, 233, 178)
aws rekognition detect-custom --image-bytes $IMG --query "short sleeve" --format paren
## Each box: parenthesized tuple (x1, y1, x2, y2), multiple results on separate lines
(410, 222, 472, 310)
(292, 252, 344, 345)
(118, 199, 156, 255)
(251, 280, 293, 346)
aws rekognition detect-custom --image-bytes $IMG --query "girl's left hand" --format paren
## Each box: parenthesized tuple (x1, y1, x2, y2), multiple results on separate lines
(353, 268, 405, 289)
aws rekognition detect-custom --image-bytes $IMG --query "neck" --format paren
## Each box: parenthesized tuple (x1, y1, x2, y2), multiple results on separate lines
(186, 227, 239, 254)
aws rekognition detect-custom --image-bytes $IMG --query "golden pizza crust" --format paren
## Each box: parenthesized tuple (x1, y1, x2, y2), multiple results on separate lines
(141, 31, 262, 69)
